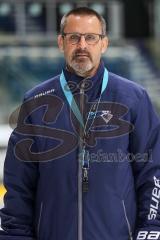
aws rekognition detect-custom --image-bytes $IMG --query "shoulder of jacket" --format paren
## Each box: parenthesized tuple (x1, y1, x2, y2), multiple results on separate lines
(24, 74, 60, 100)
(108, 72, 146, 101)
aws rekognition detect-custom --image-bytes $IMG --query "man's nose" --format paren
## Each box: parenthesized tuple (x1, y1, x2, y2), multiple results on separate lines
(77, 36, 87, 49)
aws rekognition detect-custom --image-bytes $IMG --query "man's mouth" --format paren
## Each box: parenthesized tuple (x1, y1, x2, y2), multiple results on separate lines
(75, 54, 89, 58)
(72, 52, 91, 61)
(76, 54, 88, 56)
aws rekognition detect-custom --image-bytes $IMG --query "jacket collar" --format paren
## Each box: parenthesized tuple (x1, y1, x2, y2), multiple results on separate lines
(62, 61, 105, 100)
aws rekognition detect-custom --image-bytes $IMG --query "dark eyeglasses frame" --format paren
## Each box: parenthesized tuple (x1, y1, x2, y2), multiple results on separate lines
(61, 32, 105, 45)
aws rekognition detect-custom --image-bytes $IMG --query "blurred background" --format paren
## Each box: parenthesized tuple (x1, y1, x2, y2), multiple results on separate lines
(0, 0, 160, 206)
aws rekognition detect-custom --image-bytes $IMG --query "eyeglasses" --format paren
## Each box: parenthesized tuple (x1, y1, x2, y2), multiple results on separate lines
(62, 32, 105, 45)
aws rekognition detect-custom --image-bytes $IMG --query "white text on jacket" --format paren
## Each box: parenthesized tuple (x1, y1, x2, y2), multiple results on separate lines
(148, 176, 160, 220)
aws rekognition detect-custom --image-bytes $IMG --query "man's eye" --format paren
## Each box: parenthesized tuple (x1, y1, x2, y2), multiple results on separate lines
(70, 35, 79, 40)
(86, 34, 96, 40)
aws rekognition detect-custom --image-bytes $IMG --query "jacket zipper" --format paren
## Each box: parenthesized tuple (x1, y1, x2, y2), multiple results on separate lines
(122, 200, 133, 240)
(78, 86, 85, 240)
(37, 202, 43, 238)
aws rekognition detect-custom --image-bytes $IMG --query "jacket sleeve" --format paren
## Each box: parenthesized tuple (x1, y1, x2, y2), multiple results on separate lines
(0, 96, 38, 239)
(130, 89, 160, 240)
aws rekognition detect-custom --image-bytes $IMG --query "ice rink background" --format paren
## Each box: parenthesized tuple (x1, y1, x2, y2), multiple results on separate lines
(0, 0, 160, 207)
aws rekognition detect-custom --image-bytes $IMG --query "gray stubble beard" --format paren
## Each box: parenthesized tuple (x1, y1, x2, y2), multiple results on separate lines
(71, 59, 93, 77)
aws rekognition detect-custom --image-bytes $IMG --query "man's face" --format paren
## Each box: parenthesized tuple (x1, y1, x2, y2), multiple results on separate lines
(58, 14, 108, 77)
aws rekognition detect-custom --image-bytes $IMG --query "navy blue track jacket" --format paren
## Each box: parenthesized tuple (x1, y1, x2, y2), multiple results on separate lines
(1, 62, 160, 240)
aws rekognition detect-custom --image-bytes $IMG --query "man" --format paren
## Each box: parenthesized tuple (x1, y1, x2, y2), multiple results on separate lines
(0, 6, 160, 240)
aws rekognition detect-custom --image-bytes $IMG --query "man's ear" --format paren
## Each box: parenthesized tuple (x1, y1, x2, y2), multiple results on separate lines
(57, 35, 64, 52)
(101, 36, 109, 54)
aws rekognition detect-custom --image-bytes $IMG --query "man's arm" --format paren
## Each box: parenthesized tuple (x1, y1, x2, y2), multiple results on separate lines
(130, 90, 160, 240)
(0, 97, 39, 239)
